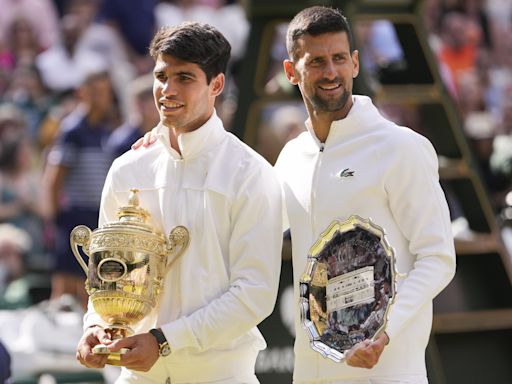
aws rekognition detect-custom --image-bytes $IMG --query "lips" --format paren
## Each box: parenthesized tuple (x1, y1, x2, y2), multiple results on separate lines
(159, 100, 184, 113)
(318, 83, 341, 91)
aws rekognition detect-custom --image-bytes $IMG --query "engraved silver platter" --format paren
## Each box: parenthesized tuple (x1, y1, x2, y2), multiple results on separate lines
(299, 215, 397, 362)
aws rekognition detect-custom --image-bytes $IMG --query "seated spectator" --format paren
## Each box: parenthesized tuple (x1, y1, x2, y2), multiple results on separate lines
(0, 0, 59, 53)
(3, 65, 55, 142)
(36, 13, 107, 94)
(437, 11, 480, 98)
(0, 223, 31, 294)
(4, 17, 44, 70)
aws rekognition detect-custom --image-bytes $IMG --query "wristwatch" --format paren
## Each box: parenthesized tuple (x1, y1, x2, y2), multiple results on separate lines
(149, 328, 172, 356)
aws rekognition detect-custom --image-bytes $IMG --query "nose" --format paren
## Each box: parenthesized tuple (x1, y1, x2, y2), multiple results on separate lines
(324, 60, 337, 80)
(161, 79, 177, 97)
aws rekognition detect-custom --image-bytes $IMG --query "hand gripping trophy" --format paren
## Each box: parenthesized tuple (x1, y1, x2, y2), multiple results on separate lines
(70, 188, 189, 365)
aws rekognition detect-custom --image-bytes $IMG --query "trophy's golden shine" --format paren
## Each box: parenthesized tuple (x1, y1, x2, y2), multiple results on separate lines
(70, 189, 189, 365)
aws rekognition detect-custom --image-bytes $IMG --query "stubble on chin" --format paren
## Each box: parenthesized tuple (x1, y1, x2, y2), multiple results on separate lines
(313, 90, 350, 113)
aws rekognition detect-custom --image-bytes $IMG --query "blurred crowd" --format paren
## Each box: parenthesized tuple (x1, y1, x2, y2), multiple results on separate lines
(424, 0, 512, 216)
(0, 0, 511, 380)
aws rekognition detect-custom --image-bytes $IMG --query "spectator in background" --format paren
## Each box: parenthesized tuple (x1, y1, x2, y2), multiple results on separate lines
(0, 223, 31, 295)
(0, 106, 47, 268)
(3, 65, 55, 142)
(106, 73, 159, 159)
(36, 0, 135, 118)
(96, 0, 157, 75)
(437, 11, 480, 98)
(36, 13, 107, 94)
(0, 0, 59, 53)
(353, 20, 405, 87)
(155, 0, 249, 62)
(64, 0, 137, 118)
(3, 17, 44, 70)
(42, 70, 120, 308)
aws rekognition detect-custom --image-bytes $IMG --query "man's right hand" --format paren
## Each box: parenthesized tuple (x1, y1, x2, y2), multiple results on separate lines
(131, 128, 158, 150)
(76, 325, 111, 369)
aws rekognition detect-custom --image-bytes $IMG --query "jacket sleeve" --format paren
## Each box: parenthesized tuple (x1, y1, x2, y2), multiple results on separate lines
(161, 164, 283, 351)
(384, 131, 456, 341)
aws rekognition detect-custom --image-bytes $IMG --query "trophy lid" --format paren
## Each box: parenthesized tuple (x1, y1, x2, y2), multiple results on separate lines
(117, 189, 149, 224)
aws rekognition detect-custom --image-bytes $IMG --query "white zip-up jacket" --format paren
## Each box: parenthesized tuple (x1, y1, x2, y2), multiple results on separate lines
(275, 96, 456, 383)
(84, 111, 283, 383)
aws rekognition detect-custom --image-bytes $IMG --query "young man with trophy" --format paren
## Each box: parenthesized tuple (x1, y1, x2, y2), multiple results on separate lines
(274, 6, 456, 384)
(75, 22, 283, 383)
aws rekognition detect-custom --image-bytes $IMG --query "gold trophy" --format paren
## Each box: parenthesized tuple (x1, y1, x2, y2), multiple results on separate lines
(70, 189, 189, 365)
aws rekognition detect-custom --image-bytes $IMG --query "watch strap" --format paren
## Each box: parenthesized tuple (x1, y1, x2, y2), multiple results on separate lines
(149, 328, 171, 356)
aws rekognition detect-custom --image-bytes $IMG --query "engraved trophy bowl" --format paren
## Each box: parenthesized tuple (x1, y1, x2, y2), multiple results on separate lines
(70, 189, 189, 365)
(299, 215, 397, 363)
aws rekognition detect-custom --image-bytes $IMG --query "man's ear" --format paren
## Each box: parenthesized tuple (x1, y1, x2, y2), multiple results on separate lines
(210, 73, 225, 96)
(283, 59, 298, 85)
(351, 49, 360, 79)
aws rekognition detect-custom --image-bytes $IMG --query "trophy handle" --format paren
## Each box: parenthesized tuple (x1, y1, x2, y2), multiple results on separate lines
(165, 225, 190, 273)
(70, 225, 92, 274)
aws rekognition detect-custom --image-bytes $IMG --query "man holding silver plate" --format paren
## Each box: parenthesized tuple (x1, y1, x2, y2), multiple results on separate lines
(274, 6, 456, 383)
(75, 22, 283, 383)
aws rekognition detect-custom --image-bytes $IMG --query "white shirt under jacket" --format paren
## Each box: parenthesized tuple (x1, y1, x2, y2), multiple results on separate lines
(274, 96, 456, 383)
(84, 111, 283, 383)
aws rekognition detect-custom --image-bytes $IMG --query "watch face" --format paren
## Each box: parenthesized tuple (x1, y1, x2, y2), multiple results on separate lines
(160, 342, 172, 357)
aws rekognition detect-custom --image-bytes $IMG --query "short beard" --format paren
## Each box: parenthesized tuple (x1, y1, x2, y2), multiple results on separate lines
(311, 87, 350, 113)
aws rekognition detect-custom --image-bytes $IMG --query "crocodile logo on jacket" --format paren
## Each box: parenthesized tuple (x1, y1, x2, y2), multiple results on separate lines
(338, 168, 355, 178)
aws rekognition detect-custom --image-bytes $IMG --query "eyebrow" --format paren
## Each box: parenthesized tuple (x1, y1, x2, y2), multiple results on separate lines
(175, 70, 196, 78)
(153, 69, 197, 78)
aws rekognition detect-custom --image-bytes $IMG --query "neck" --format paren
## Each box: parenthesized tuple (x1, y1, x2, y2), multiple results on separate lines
(309, 115, 331, 143)
(308, 97, 354, 143)
(167, 125, 181, 155)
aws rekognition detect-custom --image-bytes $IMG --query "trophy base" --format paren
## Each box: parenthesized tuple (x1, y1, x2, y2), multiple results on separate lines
(93, 344, 130, 366)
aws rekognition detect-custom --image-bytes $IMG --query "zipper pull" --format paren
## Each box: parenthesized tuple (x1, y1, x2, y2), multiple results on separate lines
(319, 145, 324, 152)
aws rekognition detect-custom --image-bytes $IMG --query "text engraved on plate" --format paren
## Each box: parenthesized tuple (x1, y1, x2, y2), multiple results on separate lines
(326, 266, 375, 313)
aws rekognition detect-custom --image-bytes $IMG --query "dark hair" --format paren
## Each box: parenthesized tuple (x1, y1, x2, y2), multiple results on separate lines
(149, 22, 231, 83)
(286, 6, 354, 60)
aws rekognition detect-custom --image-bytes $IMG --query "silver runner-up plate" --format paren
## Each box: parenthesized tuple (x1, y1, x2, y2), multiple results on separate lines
(299, 215, 397, 363)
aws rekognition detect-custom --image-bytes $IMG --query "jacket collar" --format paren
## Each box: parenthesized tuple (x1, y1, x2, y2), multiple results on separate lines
(304, 95, 380, 150)
(154, 110, 226, 159)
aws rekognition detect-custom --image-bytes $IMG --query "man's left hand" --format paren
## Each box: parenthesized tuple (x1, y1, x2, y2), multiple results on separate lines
(108, 332, 160, 372)
(345, 332, 389, 369)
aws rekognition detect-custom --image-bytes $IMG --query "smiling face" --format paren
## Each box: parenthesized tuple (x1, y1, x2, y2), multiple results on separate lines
(153, 53, 224, 133)
(284, 31, 359, 123)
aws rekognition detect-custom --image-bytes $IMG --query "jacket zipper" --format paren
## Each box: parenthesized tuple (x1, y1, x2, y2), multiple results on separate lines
(310, 144, 325, 237)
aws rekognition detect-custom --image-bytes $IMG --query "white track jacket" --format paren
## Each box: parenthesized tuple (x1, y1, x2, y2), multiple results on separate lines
(275, 95, 456, 383)
(84, 111, 283, 383)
